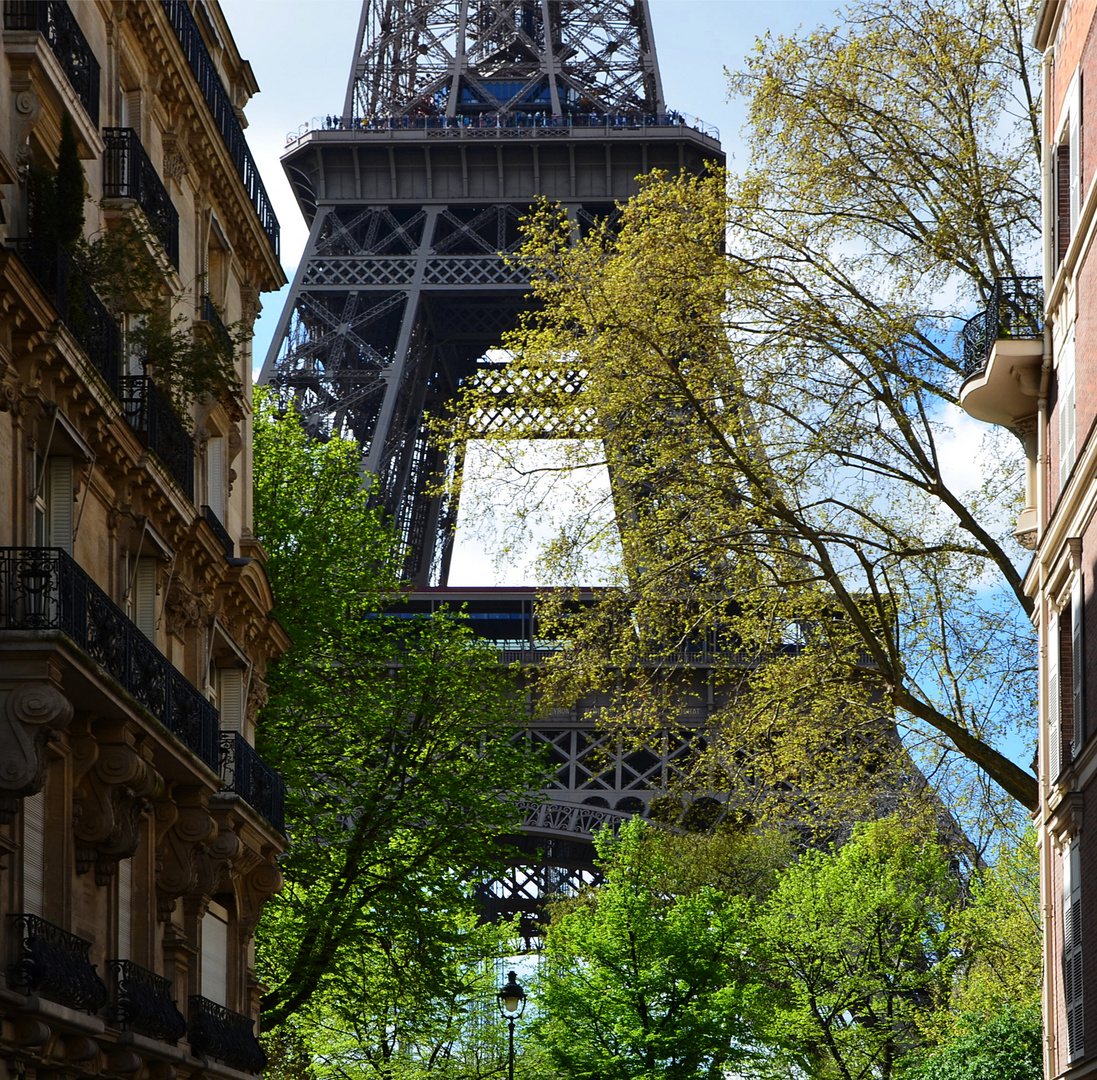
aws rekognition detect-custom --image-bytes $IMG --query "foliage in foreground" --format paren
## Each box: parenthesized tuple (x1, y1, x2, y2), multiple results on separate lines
(253, 395, 547, 1057)
(532, 818, 1041, 1080)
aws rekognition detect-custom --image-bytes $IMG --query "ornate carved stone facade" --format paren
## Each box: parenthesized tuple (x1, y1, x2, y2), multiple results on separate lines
(0, 4, 287, 1079)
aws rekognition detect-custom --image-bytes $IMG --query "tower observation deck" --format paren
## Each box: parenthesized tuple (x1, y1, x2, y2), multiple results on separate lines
(259, 0, 723, 586)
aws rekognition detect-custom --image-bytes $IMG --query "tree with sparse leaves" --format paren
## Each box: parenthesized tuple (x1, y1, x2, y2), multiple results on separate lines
(449, 0, 1041, 834)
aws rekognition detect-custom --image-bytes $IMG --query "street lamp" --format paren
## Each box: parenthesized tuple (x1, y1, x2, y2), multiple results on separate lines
(496, 970, 526, 1080)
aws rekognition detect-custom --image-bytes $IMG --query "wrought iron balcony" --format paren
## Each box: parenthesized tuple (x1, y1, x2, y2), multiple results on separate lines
(200, 294, 233, 349)
(110, 959, 187, 1042)
(102, 127, 180, 268)
(0, 548, 220, 770)
(159, 0, 280, 257)
(9, 238, 121, 393)
(201, 505, 234, 558)
(8, 913, 108, 1012)
(120, 376, 195, 498)
(221, 731, 286, 834)
(4, 1, 100, 125)
(188, 996, 267, 1073)
(960, 276, 1044, 378)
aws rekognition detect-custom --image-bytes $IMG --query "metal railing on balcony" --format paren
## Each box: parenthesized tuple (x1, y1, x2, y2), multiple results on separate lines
(10, 238, 121, 393)
(960, 276, 1044, 377)
(159, 0, 279, 257)
(188, 996, 266, 1073)
(4, 1, 100, 124)
(200, 294, 234, 349)
(0, 548, 220, 769)
(220, 731, 286, 834)
(8, 913, 108, 1012)
(110, 959, 187, 1042)
(102, 127, 180, 268)
(201, 505, 234, 558)
(120, 376, 195, 498)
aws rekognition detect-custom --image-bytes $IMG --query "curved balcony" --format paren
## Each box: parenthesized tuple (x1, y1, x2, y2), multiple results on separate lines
(110, 959, 187, 1042)
(959, 276, 1044, 428)
(188, 996, 266, 1073)
(102, 127, 180, 269)
(8, 913, 108, 1012)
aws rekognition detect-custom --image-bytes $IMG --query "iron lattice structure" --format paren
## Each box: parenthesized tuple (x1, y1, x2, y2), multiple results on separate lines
(260, 3, 723, 943)
(259, 0, 722, 585)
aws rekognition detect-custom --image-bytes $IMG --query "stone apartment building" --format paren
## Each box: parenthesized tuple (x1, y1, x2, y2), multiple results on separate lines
(959, 0, 1097, 1074)
(0, 3, 288, 1078)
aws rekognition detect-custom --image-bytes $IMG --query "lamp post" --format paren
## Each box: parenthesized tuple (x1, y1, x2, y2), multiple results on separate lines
(496, 970, 526, 1080)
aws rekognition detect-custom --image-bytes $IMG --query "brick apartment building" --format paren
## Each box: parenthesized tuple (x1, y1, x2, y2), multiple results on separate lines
(959, 0, 1097, 1074)
(0, 3, 288, 1078)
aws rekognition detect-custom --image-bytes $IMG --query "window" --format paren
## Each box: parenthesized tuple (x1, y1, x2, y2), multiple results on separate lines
(217, 666, 246, 734)
(117, 855, 132, 961)
(1060, 333, 1077, 489)
(33, 455, 74, 553)
(128, 557, 158, 640)
(206, 434, 225, 522)
(1056, 79, 1082, 265)
(1065, 838, 1084, 1061)
(22, 789, 46, 915)
(201, 901, 230, 1005)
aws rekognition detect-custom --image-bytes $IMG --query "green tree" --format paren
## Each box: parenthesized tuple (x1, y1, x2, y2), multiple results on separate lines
(55, 112, 85, 246)
(252, 396, 547, 1041)
(532, 818, 771, 1080)
(901, 1006, 1042, 1080)
(450, 0, 1041, 829)
(750, 818, 962, 1080)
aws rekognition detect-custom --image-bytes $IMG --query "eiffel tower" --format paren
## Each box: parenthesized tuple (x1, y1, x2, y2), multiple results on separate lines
(259, 0, 723, 941)
(258, 0, 722, 585)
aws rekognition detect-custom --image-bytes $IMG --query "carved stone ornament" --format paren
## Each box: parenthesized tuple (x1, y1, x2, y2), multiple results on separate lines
(0, 681, 73, 824)
(164, 581, 213, 640)
(154, 786, 218, 920)
(161, 132, 189, 184)
(239, 286, 261, 327)
(72, 721, 165, 885)
(237, 854, 284, 944)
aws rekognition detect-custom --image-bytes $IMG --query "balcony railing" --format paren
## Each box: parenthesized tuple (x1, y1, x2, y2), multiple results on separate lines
(961, 276, 1044, 377)
(200, 294, 233, 349)
(8, 913, 108, 1012)
(159, 0, 280, 257)
(110, 959, 187, 1042)
(10, 238, 121, 393)
(188, 996, 267, 1073)
(102, 127, 180, 268)
(220, 731, 286, 834)
(4, 1, 100, 125)
(0, 548, 220, 770)
(201, 505, 234, 558)
(120, 376, 195, 498)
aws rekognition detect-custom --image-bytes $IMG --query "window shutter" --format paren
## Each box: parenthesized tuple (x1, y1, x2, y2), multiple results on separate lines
(1060, 336, 1077, 490)
(201, 902, 230, 1005)
(219, 668, 245, 733)
(206, 436, 225, 520)
(1059, 141, 1073, 262)
(1071, 108, 1082, 231)
(1074, 577, 1085, 753)
(133, 558, 157, 641)
(117, 855, 132, 960)
(1065, 840, 1085, 1061)
(1051, 612, 1063, 779)
(23, 789, 46, 915)
(47, 458, 74, 554)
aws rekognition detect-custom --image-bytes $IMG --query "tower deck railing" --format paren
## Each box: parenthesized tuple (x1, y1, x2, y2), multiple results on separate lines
(287, 110, 720, 147)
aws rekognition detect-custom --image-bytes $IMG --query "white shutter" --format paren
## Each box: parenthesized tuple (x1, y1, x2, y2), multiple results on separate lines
(1073, 577, 1085, 753)
(117, 855, 132, 960)
(23, 789, 46, 915)
(134, 558, 157, 640)
(1070, 105, 1081, 231)
(201, 902, 230, 1005)
(1050, 612, 1063, 780)
(1065, 840, 1085, 1061)
(47, 458, 73, 554)
(206, 436, 225, 520)
(219, 668, 245, 733)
